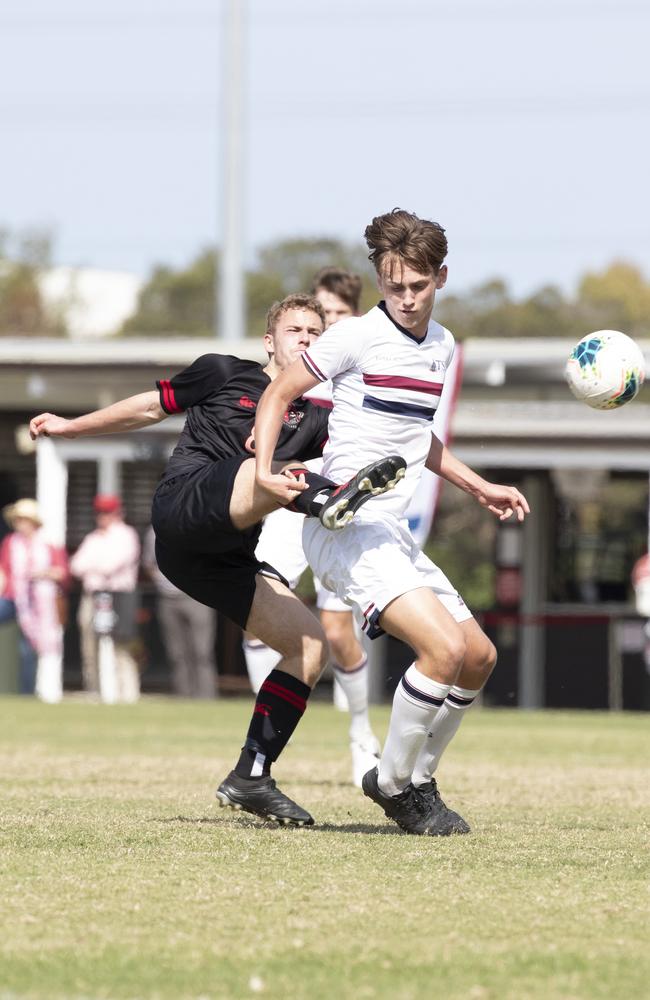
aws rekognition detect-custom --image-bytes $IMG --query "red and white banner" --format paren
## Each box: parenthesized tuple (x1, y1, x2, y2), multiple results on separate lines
(405, 343, 464, 548)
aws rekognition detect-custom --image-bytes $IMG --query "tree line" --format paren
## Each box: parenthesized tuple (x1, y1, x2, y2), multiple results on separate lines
(1, 227, 649, 340)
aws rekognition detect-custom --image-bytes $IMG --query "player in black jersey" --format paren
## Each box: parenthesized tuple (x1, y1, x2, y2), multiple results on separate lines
(29, 293, 406, 827)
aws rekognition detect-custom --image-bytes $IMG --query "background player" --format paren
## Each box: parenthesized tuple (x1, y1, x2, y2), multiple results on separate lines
(252, 209, 529, 835)
(29, 293, 405, 828)
(244, 267, 382, 786)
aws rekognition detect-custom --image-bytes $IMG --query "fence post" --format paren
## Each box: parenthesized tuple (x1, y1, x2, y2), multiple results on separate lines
(607, 617, 624, 711)
(518, 473, 548, 708)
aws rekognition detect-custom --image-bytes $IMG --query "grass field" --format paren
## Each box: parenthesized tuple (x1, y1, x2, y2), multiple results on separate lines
(1, 697, 648, 1000)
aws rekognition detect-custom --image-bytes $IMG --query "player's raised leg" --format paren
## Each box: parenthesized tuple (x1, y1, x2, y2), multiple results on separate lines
(228, 454, 407, 533)
(216, 574, 328, 827)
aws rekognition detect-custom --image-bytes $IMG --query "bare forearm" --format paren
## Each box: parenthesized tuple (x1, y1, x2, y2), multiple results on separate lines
(426, 433, 530, 522)
(66, 392, 165, 435)
(425, 434, 487, 497)
(30, 391, 166, 440)
(254, 381, 293, 478)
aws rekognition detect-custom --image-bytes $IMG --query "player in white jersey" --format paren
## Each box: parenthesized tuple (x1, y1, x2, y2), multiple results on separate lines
(244, 268, 382, 787)
(253, 208, 530, 836)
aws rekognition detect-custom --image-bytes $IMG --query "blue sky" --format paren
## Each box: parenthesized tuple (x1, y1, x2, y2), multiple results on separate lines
(2, 0, 649, 298)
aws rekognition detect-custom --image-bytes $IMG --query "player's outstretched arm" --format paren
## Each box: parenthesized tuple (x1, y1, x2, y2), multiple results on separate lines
(426, 433, 530, 522)
(29, 391, 166, 441)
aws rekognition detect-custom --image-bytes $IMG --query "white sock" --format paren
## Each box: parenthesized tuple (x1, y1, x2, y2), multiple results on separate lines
(332, 655, 371, 739)
(35, 652, 63, 704)
(242, 638, 281, 694)
(377, 664, 450, 796)
(332, 675, 349, 712)
(411, 685, 480, 787)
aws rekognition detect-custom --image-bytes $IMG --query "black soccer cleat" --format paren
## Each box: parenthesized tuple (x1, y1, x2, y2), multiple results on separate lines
(362, 766, 435, 835)
(415, 778, 471, 836)
(216, 771, 314, 827)
(319, 455, 407, 530)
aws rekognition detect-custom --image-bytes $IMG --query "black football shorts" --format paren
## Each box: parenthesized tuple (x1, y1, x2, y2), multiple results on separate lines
(151, 456, 287, 628)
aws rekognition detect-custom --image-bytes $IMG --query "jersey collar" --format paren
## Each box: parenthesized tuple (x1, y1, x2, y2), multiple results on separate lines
(377, 300, 430, 344)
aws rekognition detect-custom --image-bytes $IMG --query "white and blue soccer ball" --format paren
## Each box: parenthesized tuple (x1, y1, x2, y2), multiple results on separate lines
(565, 330, 646, 410)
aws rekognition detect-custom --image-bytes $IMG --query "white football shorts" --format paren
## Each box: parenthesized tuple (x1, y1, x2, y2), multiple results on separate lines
(302, 511, 472, 638)
(255, 506, 349, 612)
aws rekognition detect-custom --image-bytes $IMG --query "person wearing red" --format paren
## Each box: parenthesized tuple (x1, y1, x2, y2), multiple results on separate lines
(0, 498, 69, 701)
(70, 494, 141, 702)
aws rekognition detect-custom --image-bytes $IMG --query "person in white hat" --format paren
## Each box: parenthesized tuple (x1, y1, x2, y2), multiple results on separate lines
(0, 498, 69, 701)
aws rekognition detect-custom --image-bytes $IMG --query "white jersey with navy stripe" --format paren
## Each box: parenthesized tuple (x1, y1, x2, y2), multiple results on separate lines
(302, 302, 455, 518)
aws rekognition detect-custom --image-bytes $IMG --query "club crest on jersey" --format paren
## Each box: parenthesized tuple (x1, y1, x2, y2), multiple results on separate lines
(282, 409, 304, 429)
(239, 395, 256, 409)
(430, 360, 446, 373)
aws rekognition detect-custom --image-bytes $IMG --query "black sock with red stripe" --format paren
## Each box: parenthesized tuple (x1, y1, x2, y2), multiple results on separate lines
(284, 467, 335, 516)
(234, 669, 312, 778)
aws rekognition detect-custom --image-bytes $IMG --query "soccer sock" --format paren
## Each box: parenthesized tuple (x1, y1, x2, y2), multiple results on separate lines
(284, 467, 336, 516)
(332, 674, 349, 712)
(410, 685, 481, 787)
(377, 664, 451, 797)
(331, 654, 372, 739)
(234, 668, 311, 779)
(242, 637, 282, 694)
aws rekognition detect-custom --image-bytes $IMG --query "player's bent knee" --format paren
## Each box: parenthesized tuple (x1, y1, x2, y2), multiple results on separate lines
(418, 630, 466, 683)
(322, 615, 346, 647)
(471, 635, 497, 674)
(322, 618, 358, 662)
(460, 635, 497, 688)
(441, 631, 467, 671)
(485, 638, 498, 672)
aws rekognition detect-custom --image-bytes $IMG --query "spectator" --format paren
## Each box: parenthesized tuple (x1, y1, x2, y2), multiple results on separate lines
(0, 498, 69, 701)
(70, 494, 140, 703)
(142, 526, 217, 698)
(631, 553, 650, 672)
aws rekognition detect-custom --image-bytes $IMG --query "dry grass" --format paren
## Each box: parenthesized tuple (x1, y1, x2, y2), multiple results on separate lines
(0, 697, 648, 1000)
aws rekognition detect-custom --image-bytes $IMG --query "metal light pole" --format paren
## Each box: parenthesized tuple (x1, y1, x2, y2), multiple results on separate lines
(217, 0, 246, 342)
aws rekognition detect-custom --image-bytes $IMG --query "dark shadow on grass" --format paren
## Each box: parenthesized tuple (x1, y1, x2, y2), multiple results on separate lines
(290, 778, 351, 789)
(154, 815, 231, 825)
(306, 822, 408, 836)
(152, 814, 312, 830)
(152, 815, 407, 835)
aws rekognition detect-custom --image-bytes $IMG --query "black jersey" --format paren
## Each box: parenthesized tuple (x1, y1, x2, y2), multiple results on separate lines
(156, 354, 329, 481)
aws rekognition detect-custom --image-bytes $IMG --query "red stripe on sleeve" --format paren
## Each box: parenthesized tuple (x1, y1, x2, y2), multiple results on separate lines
(302, 351, 328, 382)
(166, 383, 181, 413)
(159, 379, 183, 414)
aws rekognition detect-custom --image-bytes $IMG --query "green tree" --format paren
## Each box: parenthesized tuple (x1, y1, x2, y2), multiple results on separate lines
(0, 228, 64, 336)
(120, 238, 650, 343)
(121, 249, 217, 337)
(254, 236, 377, 314)
(577, 261, 650, 338)
(121, 237, 377, 338)
(438, 278, 579, 340)
(246, 270, 287, 340)
(256, 237, 371, 293)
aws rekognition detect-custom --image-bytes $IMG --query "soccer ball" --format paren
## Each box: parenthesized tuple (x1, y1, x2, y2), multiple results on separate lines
(565, 330, 646, 409)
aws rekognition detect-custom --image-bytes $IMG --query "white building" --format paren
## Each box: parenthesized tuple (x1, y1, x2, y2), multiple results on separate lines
(38, 267, 143, 339)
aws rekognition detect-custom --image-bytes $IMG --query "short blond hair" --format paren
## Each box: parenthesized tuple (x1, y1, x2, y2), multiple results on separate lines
(265, 293, 325, 335)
